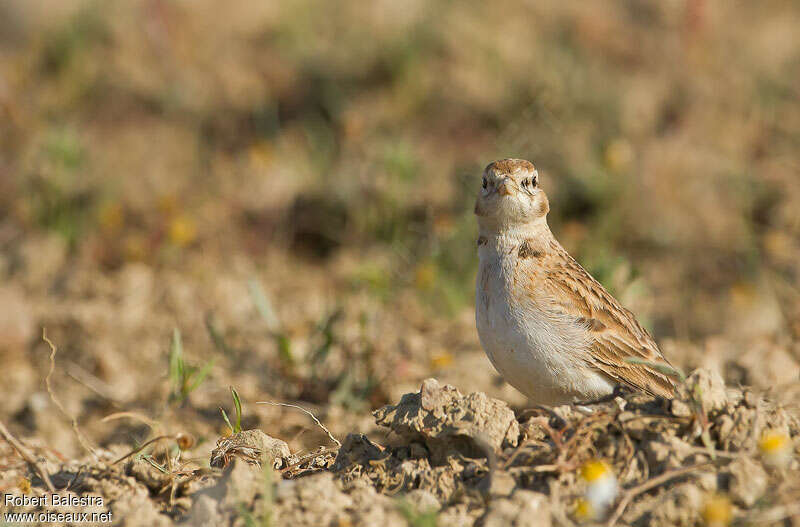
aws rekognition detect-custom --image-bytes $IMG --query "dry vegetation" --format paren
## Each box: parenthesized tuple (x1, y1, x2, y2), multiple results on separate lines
(1, 0, 799, 525)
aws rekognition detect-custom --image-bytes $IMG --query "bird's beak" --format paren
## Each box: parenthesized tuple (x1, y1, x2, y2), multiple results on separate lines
(497, 178, 513, 196)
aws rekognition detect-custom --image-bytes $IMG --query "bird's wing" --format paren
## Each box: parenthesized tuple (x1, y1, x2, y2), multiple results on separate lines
(540, 245, 676, 398)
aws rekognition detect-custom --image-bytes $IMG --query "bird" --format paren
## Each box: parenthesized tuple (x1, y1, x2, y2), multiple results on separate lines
(474, 158, 675, 405)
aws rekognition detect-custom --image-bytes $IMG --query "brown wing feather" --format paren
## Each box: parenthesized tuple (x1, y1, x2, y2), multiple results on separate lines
(542, 242, 675, 398)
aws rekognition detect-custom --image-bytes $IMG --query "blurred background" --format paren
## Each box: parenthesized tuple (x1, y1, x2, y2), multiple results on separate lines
(0, 0, 799, 456)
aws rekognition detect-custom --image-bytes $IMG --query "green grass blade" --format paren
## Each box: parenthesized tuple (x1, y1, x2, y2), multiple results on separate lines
(169, 327, 184, 387)
(624, 356, 686, 383)
(142, 455, 168, 474)
(248, 278, 279, 331)
(220, 407, 234, 434)
(275, 333, 294, 367)
(230, 386, 243, 433)
(205, 314, 233, 356)
(186, 359, 215, 395)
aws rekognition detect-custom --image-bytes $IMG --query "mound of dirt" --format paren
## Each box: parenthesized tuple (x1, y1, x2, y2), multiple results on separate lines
(2, 371, 798, 526)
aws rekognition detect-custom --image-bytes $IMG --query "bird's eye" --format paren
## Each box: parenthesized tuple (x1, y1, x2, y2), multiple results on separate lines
(482, 178, 487, 189)
(523, 178, 530, 187)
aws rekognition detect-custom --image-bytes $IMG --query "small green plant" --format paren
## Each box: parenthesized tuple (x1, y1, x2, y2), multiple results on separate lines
(220, 386, 243, 435)
(623, 357, 686, 383)
(168, 328, 215, 404)
(274, 333, 294, 369)
(204, 314, 235, 356)
(247, 278, 279, 330)
(248, 278, 294, 369)
(308, 309, 343, 373)
(141, 454, 168, 474)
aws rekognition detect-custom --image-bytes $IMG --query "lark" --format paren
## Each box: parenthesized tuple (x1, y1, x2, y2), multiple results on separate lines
(475, 159, 675, 405)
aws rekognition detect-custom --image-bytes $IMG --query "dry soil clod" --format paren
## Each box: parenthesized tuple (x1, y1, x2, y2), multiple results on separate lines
(209, 429, 291, 469)
(373, 378, 520, 462)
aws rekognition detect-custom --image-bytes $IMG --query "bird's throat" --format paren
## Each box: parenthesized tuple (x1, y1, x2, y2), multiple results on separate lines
(478, 218, 553, 256)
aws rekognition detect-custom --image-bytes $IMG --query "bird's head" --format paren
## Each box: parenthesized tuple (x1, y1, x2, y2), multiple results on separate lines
(475, 158, 549, 229)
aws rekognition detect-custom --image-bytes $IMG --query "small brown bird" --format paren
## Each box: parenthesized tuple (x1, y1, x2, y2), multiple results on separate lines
(475, 159, 675, 405)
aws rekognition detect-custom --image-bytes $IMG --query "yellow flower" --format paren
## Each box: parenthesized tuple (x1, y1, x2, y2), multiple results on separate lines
(581, 459, 612, 483)
(604, 138, 634, 173)
(702, 493, 732, 527)
(573, 497, 597, 522)
(414, 263, 436, 291)
(169, 215, 198, 247)
(580, 459, 618, 518)
(430, 352, 453, 369)
(97, 202, 124, 233)
(759, 429, 792, 468)
(17, 477, 31, 493)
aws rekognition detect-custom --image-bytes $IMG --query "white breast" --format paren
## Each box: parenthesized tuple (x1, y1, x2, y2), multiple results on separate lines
(475, 241, 613, 404)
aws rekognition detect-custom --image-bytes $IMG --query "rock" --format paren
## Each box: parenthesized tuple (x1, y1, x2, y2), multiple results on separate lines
(695, 471, 718, 493)
(685, 368, 727, 414)
(183, 459, 266, 524)
(332, 433, 384, 472)
(110, 486, 171, 527)
(483, 490, 551, 527)
(274, 472, 354, 526)
(643, 435, 699, 471)
(726, 457, 767, 507)
(348, 484, 407, 527)
(420, 378, 448, 410)
(221, 459, 263, 508)
(184, 494, 223, 527)
(670, 399, 692, 418)
(210, 429, 291, 469)
(373, 379, 519, 462)
(639, 481, 703, 526)
(716, 415, 735, 445)
(403, 489, 441, 513)
(438, 502, 481, 527)
(478, 470, 517, 499)
(183, 458, 270, 523)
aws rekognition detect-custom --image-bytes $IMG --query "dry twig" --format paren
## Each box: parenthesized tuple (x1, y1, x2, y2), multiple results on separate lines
(257, 401, 341, 447)
(0, 419, 56, 492)
(101, 411, 159, 429)
(64, 360, 122, 406)
(43, 329, 100, 459)
(606, 462, 712, 527)
(111, 435, 176, 465)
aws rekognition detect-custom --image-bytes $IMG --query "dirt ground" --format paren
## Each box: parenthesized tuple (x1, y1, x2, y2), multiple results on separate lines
(1, 1, 800, 525)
